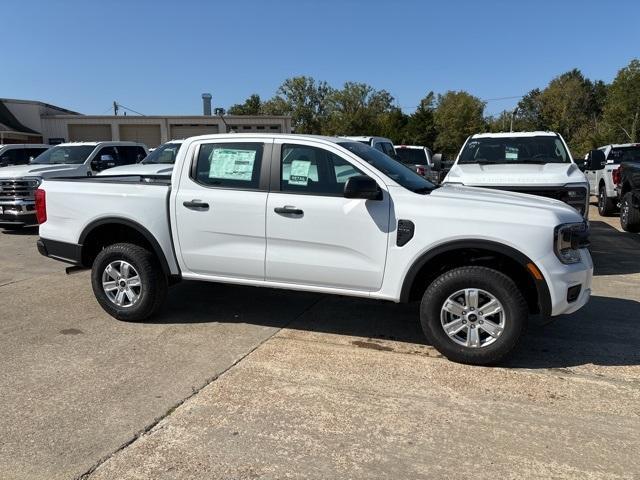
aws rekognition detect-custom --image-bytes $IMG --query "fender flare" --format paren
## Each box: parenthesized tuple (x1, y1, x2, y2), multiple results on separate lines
(399, 239, 551, 317)
(79, 217, 173, 277)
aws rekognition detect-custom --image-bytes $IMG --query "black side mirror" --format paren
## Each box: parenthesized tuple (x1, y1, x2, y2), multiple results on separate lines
(432, 153, 443, 171)
(587, 150, 606, 170)
(344, 175, 382, 200)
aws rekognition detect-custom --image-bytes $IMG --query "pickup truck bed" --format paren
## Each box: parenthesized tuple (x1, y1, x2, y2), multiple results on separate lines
(38, 175, 178, 274)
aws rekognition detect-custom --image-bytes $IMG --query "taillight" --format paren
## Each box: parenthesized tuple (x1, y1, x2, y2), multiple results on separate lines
(416, 166, 426, 176)
(35, 188, 47, 224)
(612, 166, 621, 186)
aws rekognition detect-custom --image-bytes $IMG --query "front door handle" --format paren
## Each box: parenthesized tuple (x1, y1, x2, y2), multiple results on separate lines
(183, 199, 209, 211)
(274, 206, 303, 215)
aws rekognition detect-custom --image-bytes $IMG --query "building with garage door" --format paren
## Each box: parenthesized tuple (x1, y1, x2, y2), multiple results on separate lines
(1, 98, 292, 147)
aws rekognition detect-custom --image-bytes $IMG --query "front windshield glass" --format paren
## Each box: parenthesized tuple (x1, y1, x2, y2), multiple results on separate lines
(458, 135, 570, 165)
(31, 145, 96, 165)
(142, 142, 182, 164)
(337, 141, 436, 194)
(608, 146, 640, 164)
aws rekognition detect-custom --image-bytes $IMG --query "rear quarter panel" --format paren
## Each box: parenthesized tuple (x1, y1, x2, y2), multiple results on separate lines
(38, 179, 179, 274)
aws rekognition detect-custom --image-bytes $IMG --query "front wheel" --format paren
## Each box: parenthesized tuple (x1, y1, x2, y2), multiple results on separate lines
(91, 243, 168, 321)
(620, 192, 640, 233)
(598, 185, 616, 216)
(420, 266, 528, 365)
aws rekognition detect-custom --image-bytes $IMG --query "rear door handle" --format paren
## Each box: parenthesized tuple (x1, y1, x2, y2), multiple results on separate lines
(274, 206, 303, 215)
(183, 199, 209, 211)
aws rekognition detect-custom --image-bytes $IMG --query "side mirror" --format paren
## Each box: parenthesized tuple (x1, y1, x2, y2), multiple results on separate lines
(344, 175, 382, 200)
(587, 150, 606, 170)
(432, 153, 443, 171)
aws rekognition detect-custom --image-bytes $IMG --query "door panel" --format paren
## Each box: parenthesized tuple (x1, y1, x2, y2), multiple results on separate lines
(265, 141, 390, 291)
(266, 193, 390, 290)
(174, 141, 269, 279)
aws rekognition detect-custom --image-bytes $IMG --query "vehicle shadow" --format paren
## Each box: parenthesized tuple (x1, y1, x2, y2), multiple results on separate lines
(1, 226, 39, 236)
(590, 220, 640, 275)
(150, 281, 640, 369)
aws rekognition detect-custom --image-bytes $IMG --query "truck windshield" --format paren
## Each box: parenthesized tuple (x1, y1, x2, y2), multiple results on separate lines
(608, 146, 640, 164)
(396, 148, 429, 165)
(142, 143, 182, 164)
(458, 136, 570, 165)
(337, 141, 437, 194)
(31, 145, 96, 165)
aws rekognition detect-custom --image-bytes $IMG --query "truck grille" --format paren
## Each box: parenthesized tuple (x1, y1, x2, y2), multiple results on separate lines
(0, 178, 40, 202)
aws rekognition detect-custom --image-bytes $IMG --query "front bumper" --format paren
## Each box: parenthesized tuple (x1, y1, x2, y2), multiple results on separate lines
(0, 200, 37, 226)
(536, 248, 593, 316)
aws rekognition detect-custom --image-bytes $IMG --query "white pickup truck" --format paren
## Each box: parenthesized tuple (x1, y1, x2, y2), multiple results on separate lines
(443, 132, 590, 218)
(36, 134, 592, 365)
(0, 141, 147, 229)
(583, 144, 640, 216)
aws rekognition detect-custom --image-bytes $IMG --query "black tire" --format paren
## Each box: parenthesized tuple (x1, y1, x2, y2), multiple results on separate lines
(620, 192, 640, 233)
(598, 185, 616, 216)
(91, 243, 168, 321)
(420, 266, 528, 365)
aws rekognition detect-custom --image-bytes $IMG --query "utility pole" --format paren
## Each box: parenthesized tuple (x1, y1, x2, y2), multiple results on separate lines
(510, 107, 518, 132)
(113, 101, 119, 116)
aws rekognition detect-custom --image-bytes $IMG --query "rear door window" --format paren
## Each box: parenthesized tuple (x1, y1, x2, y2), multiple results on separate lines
(116, 146, 146, 165)
(194, 142, 264, 189)
(0, 148, 26, 165)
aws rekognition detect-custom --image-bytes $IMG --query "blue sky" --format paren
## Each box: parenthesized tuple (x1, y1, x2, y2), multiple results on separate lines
(3, 0, 639, 116)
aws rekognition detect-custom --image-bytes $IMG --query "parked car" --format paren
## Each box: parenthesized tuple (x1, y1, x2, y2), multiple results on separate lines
(36, 134, 592, 365)
(442, 132, 590, 218)
(395, 145, 439, 183)
(0, 141, 147, 229)
(340, 136, 397, 159)
(616, 158, 640, 232)
(582, 144, 640, 216)
(0, 144, 50, 167)
(98, 140, 183, 176)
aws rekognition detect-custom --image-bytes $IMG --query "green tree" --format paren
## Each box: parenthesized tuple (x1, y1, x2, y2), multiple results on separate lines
(270, 76, 333, 133)
(227, 94, 263, 115)
(405, 92, 437, 146)
(323, 82, 397, 136)
(434, 91, 486, 157)
(602, 59, 640, 143)
(515, 89, 544, 131)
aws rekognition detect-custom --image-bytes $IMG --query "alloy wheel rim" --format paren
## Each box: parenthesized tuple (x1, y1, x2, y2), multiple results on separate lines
(440, 288, 506, 348)
(102, 260, 142, 308)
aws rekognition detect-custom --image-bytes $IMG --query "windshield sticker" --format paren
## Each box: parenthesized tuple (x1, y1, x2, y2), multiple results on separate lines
(209, 148, 256, 181)
(505, 146, 518, 160)
(288, 160, 312, 186)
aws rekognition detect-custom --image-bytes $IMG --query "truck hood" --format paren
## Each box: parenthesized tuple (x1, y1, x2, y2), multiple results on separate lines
(97, 164, 174, 176)
(430, 184, 582, 221)
(0, 164, 84, 179)
(444, 162, 587, 186)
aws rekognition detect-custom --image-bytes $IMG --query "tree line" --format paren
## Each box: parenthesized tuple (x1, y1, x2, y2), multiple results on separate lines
(227, 59, 640, 159)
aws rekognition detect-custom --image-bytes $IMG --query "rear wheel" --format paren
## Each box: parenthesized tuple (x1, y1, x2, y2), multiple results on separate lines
(620, 192, 640, 233)
(598, 185, 616, 216)
(420, 266, 528, 365)
(91, 243, 168, 321)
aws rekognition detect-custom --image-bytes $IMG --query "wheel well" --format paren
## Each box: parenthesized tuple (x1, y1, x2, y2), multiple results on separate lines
(81, 222, 171, 282)
(404, 247, 541, 314)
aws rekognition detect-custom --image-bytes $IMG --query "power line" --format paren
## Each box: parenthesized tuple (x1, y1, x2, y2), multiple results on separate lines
(116, 103, 146, 116)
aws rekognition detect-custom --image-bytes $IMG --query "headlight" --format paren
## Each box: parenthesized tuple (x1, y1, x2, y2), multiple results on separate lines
(561, 183, 589, 218)
(23, 177, 42, 188)
(554, 222, 590, 264)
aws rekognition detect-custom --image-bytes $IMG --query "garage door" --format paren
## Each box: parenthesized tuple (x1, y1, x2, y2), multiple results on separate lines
(170, 124, 219, 140)
(68, 124, 112, 142)
(119, 124, 161, 148)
